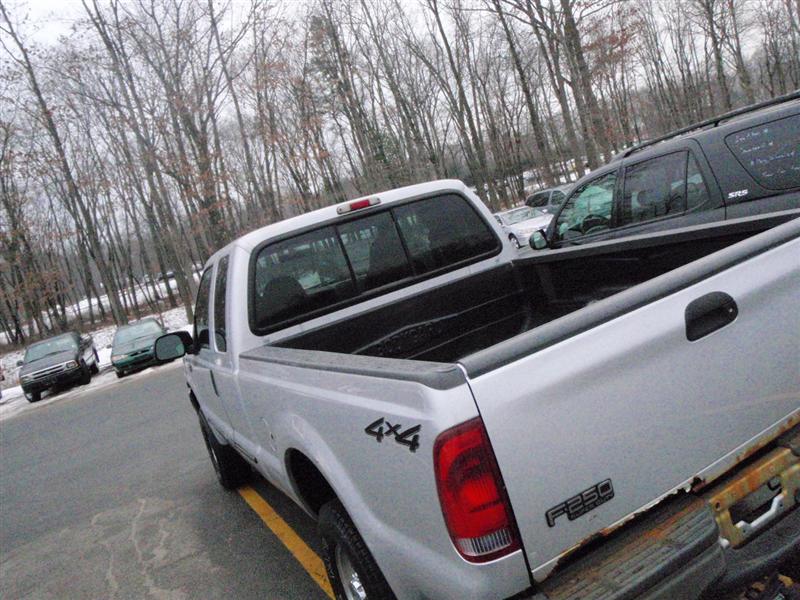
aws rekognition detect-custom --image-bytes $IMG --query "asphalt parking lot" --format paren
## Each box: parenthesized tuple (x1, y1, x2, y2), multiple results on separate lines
(0, 365, 331, 599)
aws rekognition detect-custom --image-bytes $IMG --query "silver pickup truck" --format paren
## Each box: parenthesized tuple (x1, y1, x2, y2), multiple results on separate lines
(155, 180, 799, 600)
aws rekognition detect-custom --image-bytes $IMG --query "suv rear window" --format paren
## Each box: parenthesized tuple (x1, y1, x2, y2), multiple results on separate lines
(725, 114, 800, 190)
(251, 194, 499, 333)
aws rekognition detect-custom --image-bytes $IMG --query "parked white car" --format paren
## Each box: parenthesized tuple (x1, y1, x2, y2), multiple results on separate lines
(493, 206, 553, 249)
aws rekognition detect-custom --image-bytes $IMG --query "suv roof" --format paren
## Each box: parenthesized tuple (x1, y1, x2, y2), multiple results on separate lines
(612, 91, 799, 163)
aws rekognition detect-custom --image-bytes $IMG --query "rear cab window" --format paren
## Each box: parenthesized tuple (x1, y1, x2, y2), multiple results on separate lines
(725, 114, 800, 190)
(250, 194, 499, 334)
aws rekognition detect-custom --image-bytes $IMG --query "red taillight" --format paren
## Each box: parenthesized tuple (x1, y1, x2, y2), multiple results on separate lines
(433, 418, 520, 562)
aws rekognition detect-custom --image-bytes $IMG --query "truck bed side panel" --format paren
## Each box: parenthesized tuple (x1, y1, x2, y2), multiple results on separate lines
(467, 222, 800, 579)
(235, 352, 531, 600)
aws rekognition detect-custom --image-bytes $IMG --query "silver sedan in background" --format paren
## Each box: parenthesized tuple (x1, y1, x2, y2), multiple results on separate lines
(494, 206, 554, 249)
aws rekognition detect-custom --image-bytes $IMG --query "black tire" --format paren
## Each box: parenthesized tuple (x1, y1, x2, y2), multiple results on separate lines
(198, 412, 249, 490)
(319, 499, 396, 600)
(90, 349, 100, 374)
(79, 364, 92, 385)
(25, 391, 41, 403)
(115, 370, 125, 379)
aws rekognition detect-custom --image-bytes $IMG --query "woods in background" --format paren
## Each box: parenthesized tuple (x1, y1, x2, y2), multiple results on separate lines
(0, 0, 798, 344)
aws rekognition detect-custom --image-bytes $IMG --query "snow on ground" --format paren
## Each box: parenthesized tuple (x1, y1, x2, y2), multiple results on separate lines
(0, 306, 191, 421)
(1, 274, 200, 345)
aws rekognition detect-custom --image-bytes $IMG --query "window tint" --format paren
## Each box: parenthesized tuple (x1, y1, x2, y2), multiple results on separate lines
(393, 194, 498, 274)
(725, 114, 800, 190)
(556, 172, 616, 241)
(338, 212, 411, 292)
(213, 256, 229, 352)
(618, 152, 687, 227)
(194, 269, 213, 350)
(250, 194, 499, 334)
(686, 153, 710, 210)
(253, 227, 356, 330)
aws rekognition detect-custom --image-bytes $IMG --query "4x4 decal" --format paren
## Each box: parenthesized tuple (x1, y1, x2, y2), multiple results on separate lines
(365, 418, 421, 453)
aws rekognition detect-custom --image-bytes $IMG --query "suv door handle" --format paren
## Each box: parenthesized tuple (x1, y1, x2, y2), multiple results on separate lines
(209, 370, 219, 396)
(685, 291, 738, 341)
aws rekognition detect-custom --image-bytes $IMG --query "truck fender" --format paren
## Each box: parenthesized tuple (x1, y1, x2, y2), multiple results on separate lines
(278, 413, 372, 528)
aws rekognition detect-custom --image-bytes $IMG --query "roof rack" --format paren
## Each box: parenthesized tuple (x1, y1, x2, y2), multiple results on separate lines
(616, 90, 800, 161)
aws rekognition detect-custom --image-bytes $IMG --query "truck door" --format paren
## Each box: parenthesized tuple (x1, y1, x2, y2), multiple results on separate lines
(208, 255, 257, 459)
(189, 266, 234, 440)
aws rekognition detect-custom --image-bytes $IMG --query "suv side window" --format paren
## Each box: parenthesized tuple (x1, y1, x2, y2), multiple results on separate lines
(213, 256, 229, 352)
(194, 268, 213, 350)
(618, 152, 687, 227)
(556, 171, 616, 241)
(686, 153, 710, 211)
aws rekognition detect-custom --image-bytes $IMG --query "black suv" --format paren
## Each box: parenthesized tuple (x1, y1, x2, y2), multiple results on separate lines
(532, 93, 799, 249)
(18, 332, 99, 403)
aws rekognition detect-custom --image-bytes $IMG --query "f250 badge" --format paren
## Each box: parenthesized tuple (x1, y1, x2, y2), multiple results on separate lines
(546, 479, 614, 527)
(365, 418, 420, 453)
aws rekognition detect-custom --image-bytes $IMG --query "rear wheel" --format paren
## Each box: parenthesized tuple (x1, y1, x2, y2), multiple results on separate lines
(90, 349, 99, 374)
(25, 391, 41, 403)
(198, 412, 249, 489)
(319, 499, 396, 600)
(115, 369, 125, 379)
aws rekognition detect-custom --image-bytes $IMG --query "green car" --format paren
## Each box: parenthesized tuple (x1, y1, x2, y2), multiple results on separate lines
(110, 318, 166, 378)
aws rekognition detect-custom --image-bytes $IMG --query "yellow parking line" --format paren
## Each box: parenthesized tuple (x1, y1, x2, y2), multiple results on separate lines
(238, 485, 334, 599)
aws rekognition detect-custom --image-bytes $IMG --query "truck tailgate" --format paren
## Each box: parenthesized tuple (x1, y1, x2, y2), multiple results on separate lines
(462, 220, 800, 579)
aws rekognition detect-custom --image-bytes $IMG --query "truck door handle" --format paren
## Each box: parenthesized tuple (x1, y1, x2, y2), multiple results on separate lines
(209, 370, 219, 396)
(685, 291, 738, 341)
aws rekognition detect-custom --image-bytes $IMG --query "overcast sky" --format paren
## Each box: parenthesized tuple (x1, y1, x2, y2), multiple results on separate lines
(4, 0, 82, 44)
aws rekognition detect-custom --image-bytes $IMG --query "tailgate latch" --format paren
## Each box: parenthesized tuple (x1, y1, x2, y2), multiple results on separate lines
(707, 441, 799, 548)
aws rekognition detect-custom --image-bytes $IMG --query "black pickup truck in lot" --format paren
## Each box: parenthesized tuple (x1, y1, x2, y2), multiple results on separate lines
(18, 332, 99, 402)
(530, 92, 799, 250)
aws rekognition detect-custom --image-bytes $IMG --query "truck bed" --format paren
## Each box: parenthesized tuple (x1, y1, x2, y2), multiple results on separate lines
(275, 211, 798, 364)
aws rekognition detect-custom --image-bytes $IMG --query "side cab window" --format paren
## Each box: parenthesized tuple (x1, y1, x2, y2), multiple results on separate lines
(213, 256, 229, 353)
(194, 268, 213, 351)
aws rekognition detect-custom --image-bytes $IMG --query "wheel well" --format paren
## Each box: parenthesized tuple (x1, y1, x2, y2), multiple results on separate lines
(286, 450, 337, 516)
